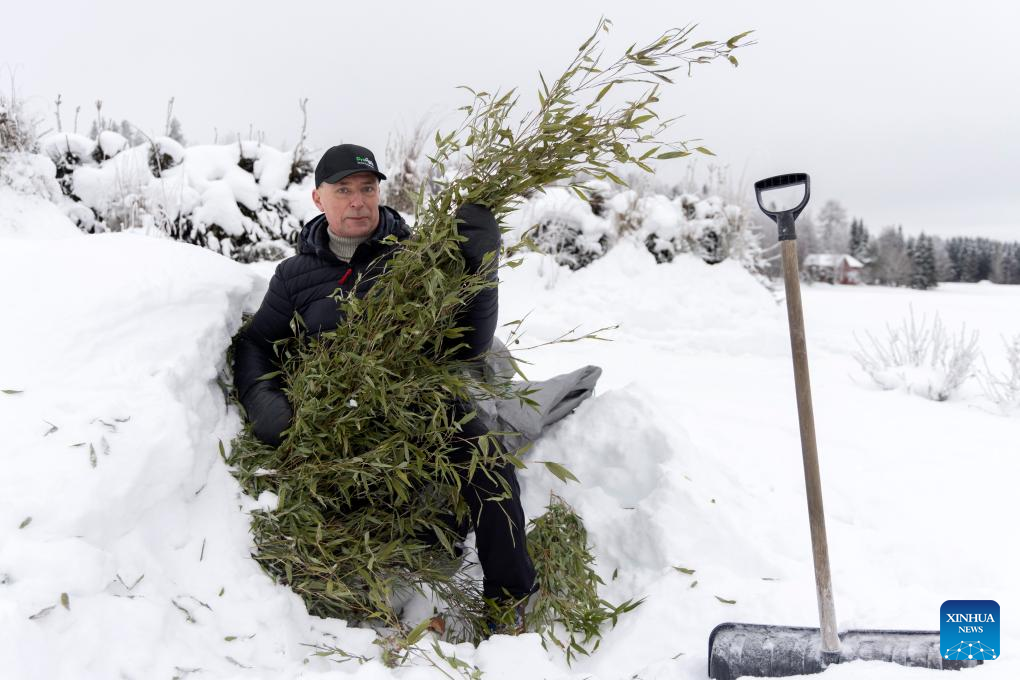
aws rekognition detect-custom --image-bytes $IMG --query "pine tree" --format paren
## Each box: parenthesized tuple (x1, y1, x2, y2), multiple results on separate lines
(848, 217, 870, 261)
(910, 233, 937, 289)
(932, 236, 954, 282)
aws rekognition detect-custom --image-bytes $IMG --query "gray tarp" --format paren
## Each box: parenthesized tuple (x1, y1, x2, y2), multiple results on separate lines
(472, 339, 602, 454)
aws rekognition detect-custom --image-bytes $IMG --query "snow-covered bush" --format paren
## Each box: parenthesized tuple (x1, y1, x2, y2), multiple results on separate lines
(0, 87, 37, 154)
(147, 135, 184, 176)
(382, 120, 432, 216)
(40, 132, 97, 198)
(506, 179, 765, 275)
(29, 133, 316, 260)
(0, 152, 62, 201)
(978, 334, 1020, 414)
(853, 308, 980, 401)
(94, 130, 128, 162)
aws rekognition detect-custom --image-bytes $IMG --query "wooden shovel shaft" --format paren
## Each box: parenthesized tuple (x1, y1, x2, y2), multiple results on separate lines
(780, 239, 840, 654)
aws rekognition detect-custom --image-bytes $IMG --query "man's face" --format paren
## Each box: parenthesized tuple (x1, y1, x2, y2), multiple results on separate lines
(312, 172, 381, 238)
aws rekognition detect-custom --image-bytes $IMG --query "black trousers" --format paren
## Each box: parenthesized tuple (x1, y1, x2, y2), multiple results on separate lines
(447, 402, 536, 601)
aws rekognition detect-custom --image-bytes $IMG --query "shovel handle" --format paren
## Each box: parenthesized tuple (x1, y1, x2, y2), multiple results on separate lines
(780, 238, 840, 655)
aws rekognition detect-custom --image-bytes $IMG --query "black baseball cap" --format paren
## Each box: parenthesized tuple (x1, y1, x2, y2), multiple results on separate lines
(314, 144, 387, 186)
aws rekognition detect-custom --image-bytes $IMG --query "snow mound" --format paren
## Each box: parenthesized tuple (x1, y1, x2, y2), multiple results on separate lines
(0, 234, 375, 678)
(0, 187, 81, 240)
(501, 242, 786, 357)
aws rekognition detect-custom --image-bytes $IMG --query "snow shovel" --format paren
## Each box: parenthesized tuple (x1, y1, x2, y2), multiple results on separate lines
(706, 173, 980, 679)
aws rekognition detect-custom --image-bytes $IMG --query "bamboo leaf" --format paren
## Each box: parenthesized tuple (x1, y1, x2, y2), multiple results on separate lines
(539, 461, 579, 484)
(715, 595, 737, 604)
(656, 150, 691, 160)
(726, 30, 754, 48)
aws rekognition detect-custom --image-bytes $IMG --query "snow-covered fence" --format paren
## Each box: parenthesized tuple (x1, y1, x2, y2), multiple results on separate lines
(35, 133, 316, 262)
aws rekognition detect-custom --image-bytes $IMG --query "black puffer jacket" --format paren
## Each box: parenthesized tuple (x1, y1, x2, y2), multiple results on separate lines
(233, 203, 500, 446)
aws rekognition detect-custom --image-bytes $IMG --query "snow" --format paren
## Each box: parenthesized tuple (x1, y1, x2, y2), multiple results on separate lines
(152, 135, 186, 165)
(0, 198, 1017, 679)
(97, 130, 128, 158)
(0, 188, 81, 241)
(39, 132, 96, 163)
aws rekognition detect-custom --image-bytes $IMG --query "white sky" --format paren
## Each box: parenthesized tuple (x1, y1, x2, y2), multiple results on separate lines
(3, 0, 1018, 240)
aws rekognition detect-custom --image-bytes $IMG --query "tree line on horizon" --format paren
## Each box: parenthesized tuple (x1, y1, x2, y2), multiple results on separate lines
(756, 198, 1019, 289)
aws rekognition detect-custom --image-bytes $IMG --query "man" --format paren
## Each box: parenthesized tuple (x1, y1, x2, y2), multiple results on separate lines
(232, 143, 535, 629)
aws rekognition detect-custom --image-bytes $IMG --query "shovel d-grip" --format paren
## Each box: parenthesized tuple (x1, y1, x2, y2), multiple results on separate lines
(755, 173, 810, 241)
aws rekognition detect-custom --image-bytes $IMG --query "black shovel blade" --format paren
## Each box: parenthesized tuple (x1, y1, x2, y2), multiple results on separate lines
(708, 622, 981, 679)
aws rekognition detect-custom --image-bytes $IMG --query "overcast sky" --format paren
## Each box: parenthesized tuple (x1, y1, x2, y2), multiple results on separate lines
(4, 1, 1018, 240)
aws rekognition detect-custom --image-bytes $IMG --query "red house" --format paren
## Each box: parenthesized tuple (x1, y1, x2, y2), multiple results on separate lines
(803, 253, 864, 284)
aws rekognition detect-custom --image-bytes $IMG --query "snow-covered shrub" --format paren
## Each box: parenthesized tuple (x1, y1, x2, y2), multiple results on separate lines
(512, 186, 613, 269)
(383, 120, 431, 216)
(0, 86, 38, 154)
(507, 177, 765, 277)
(0, 152, 62, 201)
(40, 132, 96, 199)
(853, 308, 980, 401)
(643, 192, 760, 267)
(147, 135, 184, 176)
(978, 335, 1020, 414)
(28, 134, 315, 259)
(94, 130, 128, 162)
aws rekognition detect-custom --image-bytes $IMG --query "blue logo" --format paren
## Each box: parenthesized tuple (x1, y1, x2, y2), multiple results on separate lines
(941, 600, 999, 661)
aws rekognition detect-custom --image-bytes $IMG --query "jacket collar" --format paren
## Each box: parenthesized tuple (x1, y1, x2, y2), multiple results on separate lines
(299, 206, 410, 260)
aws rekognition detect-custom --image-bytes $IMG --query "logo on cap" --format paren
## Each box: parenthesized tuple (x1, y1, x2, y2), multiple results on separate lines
(355, 156, 376, 170)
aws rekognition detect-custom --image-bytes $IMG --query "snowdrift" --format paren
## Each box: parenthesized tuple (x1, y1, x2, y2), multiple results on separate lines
(0, 192, 1017, 679)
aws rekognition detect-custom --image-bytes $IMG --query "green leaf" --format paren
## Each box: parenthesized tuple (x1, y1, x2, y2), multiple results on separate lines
(1, 389, 23, 395)
(656, 150, 691, 160)
(405, 618, 432, 646)
(60, 593, 70, 610)
(539, 461, 579, 484)
(726, 30, 754, 48)
(692, 40, 714, 49)
(673, 566, 695, 575)
(715, 595, 737, 604)
(727, 55, 739, 67)
(695, 146, 716, 156)
(19, 517, 31, 529)
(690, 580, 699, 588)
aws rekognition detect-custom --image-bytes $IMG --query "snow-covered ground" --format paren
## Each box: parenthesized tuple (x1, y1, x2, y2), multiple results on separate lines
(1, 193, 1016, 679)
